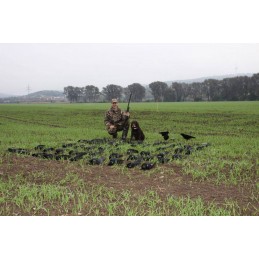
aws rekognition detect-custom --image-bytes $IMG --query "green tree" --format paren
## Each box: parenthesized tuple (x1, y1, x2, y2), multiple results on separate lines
(248, 73, 259, 100)
(203, 79, 222, 101)
(188, 82, 203, 101)
(83, 85, 100, 102)
(149, 81, 168, 101)
(171, 82, 185, 102)
(64, 86, 81, 102)
(164, 87, 176, 101)
(125, 83, 146, 102)
(102, 84, 123, 102)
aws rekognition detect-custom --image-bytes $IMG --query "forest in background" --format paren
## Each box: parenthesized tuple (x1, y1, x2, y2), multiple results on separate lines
(64, 73, 259, 102)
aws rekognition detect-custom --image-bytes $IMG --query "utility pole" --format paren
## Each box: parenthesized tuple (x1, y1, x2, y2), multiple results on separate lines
(27, 84, 31, 96)
(235, 66, 238, 75)
(26, 84, 31, 102)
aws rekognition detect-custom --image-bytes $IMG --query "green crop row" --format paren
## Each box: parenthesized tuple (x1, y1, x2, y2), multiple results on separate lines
(0, 102, 258, 215)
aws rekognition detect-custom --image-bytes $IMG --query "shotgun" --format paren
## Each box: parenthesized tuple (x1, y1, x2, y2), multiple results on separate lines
(126, 92, 132, 112)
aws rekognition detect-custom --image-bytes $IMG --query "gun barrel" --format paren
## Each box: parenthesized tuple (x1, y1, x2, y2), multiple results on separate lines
(126, 92, 132, 112)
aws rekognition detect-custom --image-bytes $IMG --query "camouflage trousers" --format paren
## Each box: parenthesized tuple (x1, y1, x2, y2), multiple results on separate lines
(106, 119, 130, 138)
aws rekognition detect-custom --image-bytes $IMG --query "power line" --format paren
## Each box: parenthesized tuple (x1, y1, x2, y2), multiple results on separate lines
(27, 84, 31, 96)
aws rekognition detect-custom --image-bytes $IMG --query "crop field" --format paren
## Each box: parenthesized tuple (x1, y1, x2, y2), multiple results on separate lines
(0, 101, 258, 216)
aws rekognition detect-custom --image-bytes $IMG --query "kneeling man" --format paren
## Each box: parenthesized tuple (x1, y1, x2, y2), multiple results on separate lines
(104, 99, 130, 140)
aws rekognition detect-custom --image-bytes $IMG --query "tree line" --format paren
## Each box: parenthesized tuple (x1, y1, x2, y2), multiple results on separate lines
(64, 73, 259, 102)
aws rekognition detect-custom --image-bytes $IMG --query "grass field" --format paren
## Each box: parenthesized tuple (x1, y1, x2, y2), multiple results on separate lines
(0, 101, 258, 215)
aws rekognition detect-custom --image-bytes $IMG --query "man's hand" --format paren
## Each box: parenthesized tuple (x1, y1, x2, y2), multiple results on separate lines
(109, 125, 116, 129)
(123, 112, 130, 117)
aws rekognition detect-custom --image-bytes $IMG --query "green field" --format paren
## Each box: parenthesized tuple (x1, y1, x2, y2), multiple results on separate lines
(0, 102, 258, 215)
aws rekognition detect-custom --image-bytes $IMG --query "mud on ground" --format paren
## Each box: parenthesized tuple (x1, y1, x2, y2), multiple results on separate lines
(0, 155, 258, 215)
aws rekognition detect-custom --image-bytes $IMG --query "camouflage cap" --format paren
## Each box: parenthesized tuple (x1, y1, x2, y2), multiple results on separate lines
(111, 98, 118, 103)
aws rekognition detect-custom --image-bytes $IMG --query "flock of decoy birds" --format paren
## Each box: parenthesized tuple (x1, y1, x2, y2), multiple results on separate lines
(7, 132, 210, 170)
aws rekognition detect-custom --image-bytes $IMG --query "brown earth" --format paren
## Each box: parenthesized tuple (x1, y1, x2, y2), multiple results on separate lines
(0, 155, 258, 215)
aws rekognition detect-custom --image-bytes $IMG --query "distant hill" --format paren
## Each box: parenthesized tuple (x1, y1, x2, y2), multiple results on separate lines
(164, 73, 253, 85)
(26, 90, 64, 98)
(0, 90, 65, 99)
(0, 93, 15, 98)
(0, 90, 65, 103)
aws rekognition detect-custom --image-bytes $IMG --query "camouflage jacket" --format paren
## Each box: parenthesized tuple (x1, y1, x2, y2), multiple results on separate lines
(104, 107, 128, 126)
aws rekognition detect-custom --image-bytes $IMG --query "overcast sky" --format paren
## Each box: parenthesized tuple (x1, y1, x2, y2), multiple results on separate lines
(0, 43, 258, 95)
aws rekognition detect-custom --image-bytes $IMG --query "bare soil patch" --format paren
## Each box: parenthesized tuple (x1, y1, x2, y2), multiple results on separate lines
(0, 155, 257, 215)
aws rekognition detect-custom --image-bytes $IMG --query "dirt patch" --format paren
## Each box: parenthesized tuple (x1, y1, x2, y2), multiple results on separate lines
(0, 155, 257, 215)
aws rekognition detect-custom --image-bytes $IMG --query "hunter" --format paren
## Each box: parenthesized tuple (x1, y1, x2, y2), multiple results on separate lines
(104, 98, 130, 140)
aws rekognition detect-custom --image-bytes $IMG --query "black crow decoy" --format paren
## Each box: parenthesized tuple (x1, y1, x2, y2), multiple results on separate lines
(108, 158, 124, 166)
(159, 131, 169, 140)
(126, 148, 139, 154)
(109, 153, 123, 159)
(126, 159, 142, 168)
(180, 133, 195, 140)
(89, 157, 105, 165)
(141, 162, 155, 170)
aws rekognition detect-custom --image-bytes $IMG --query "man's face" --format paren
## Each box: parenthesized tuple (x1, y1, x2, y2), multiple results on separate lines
(112, 101, 118, 109)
